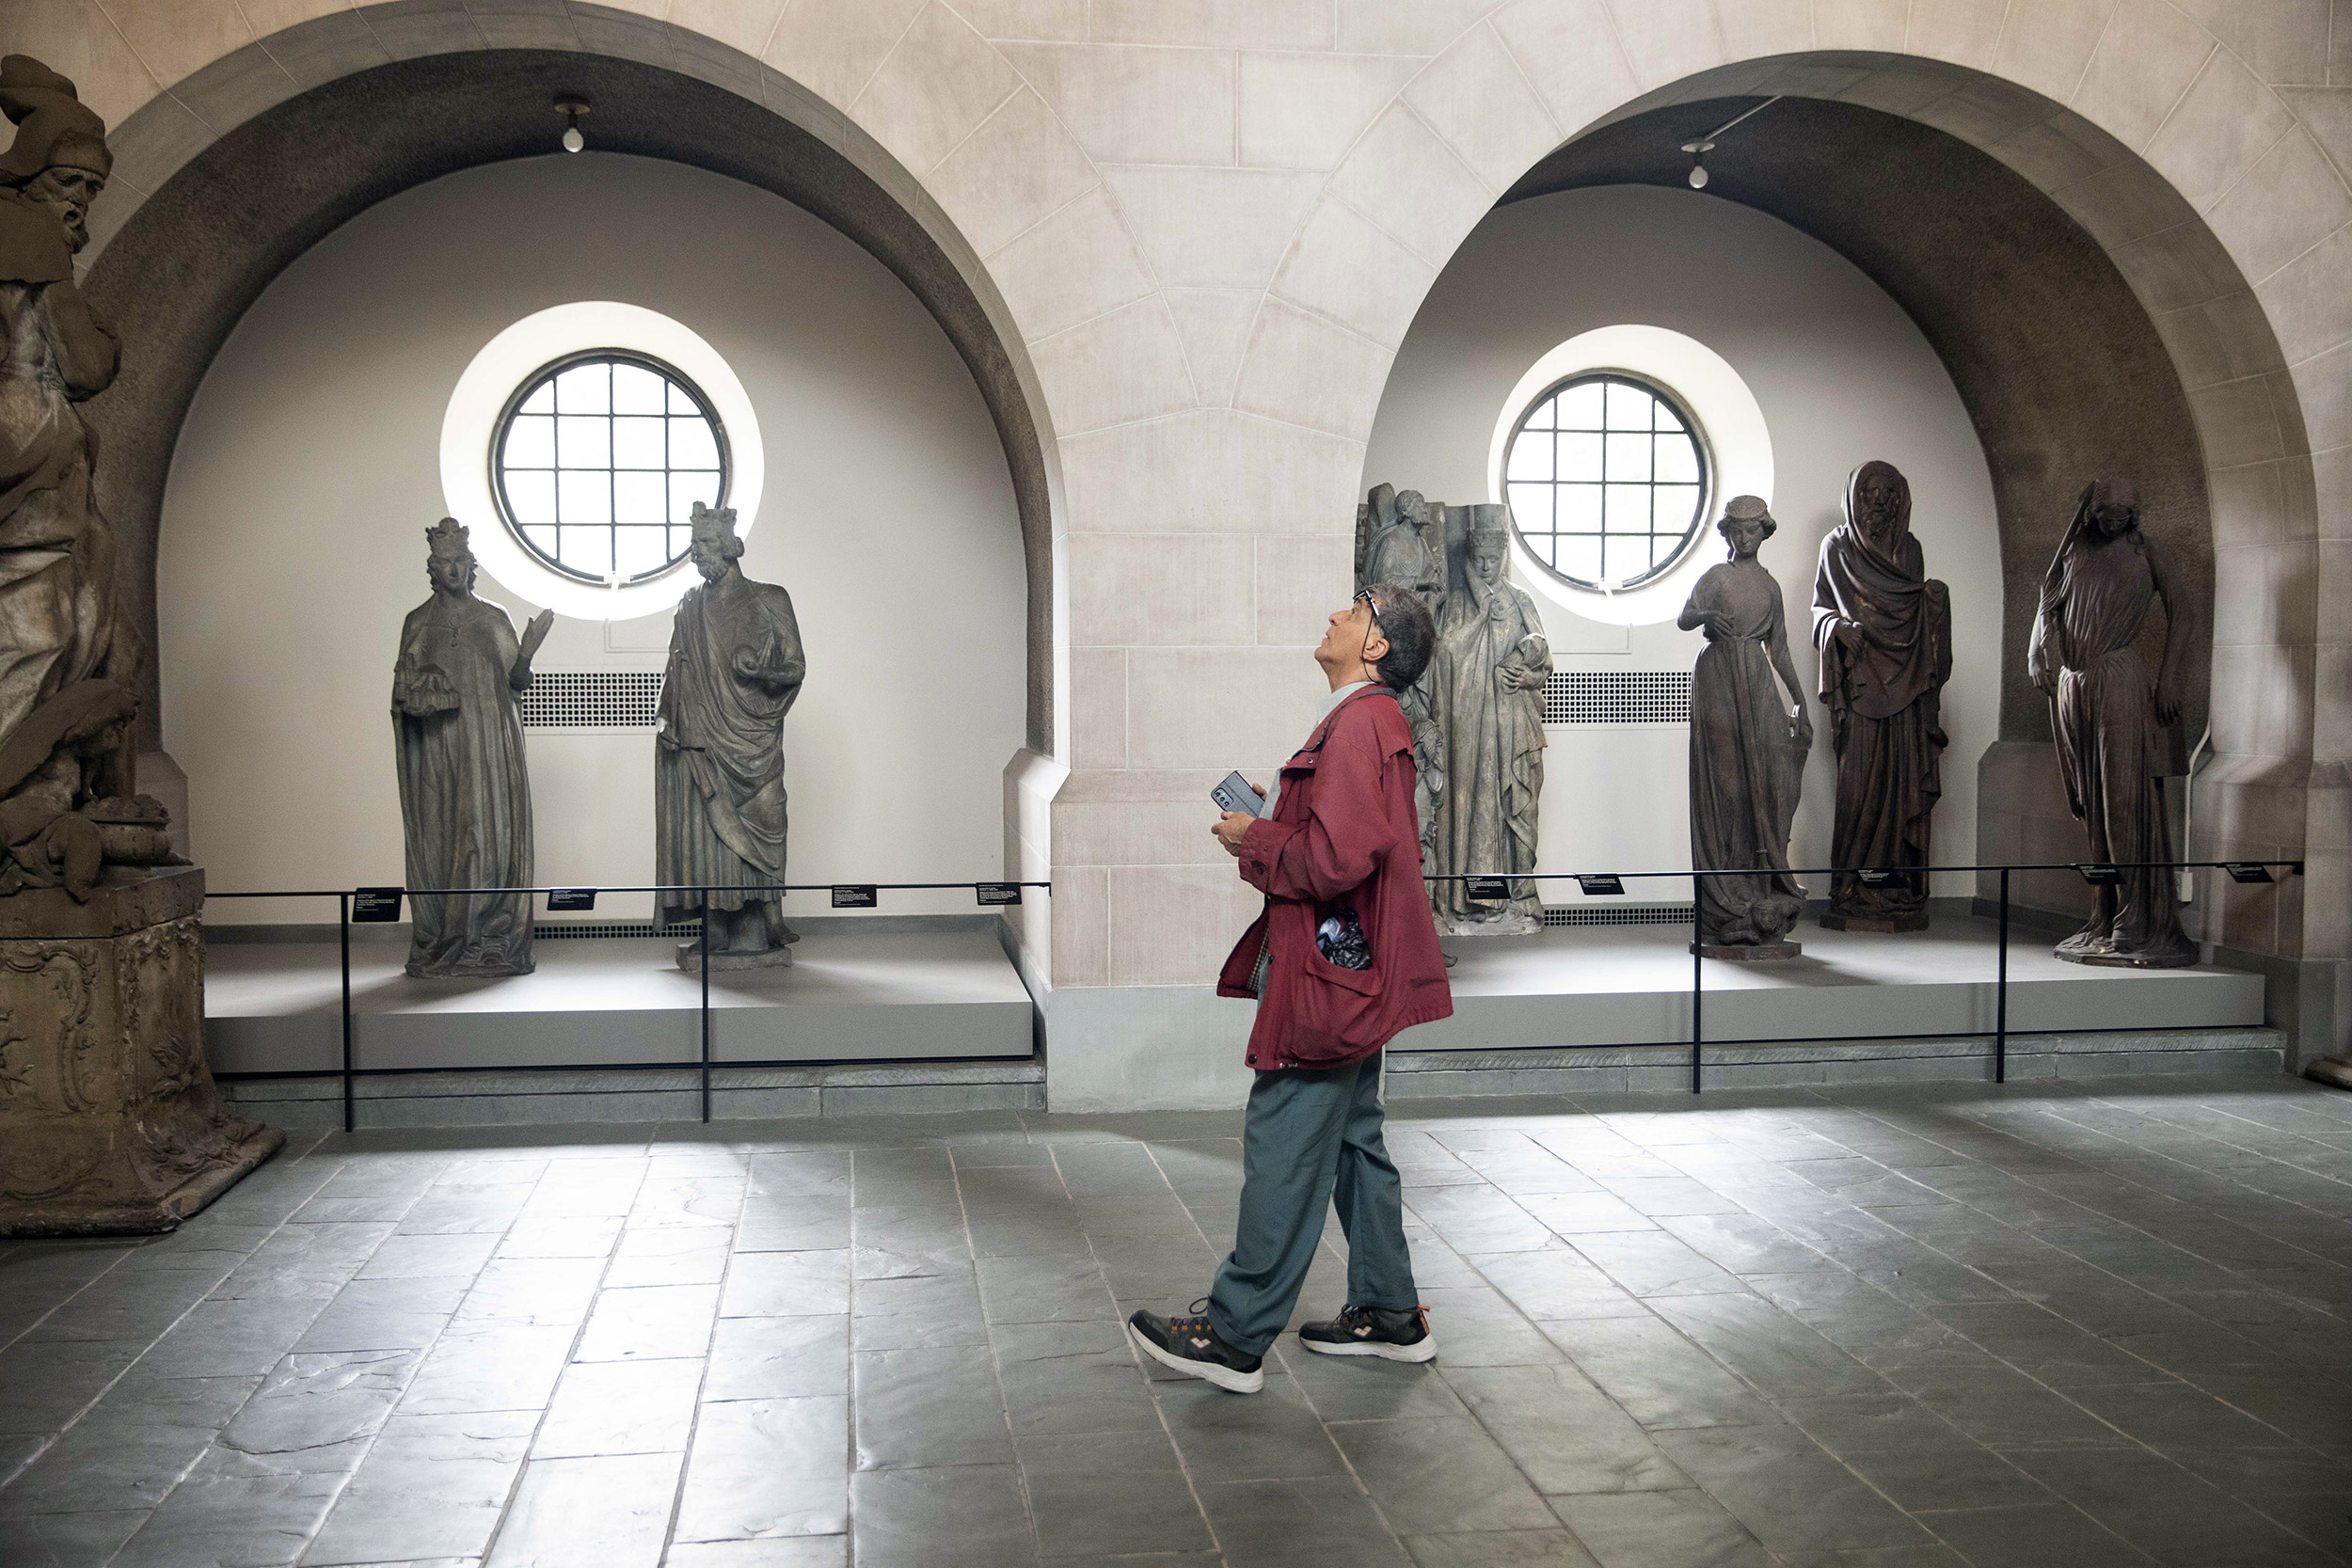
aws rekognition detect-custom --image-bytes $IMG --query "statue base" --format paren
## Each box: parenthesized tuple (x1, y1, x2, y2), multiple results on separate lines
(1692, 941, 1804, 961)
(2305, 1056, 2352, 1091)
(2053, 947, 2195, 971)
(0, 865, 283, 1237)
(1438, 912, 1543, 938)
(1820, 912, 1929, 933)
(676, 942, 794, 974)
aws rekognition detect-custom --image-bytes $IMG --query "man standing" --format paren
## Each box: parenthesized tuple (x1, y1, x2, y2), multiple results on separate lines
(655, 502, 804, 971)
(1127, 582, 1453, 1393)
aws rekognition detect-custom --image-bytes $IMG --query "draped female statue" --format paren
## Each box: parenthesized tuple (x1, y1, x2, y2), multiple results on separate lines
(1681, 497, 1811, 958)
(1428, 506, 1549, 935)
(1812, 461, 1951, 930)
(390, 519, 551, 977)
(656, 503, 804, 971)
(2028, 480, 2197, 968)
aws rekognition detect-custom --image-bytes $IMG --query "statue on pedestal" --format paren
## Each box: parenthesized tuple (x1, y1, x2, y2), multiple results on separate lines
(2028, 479, 2198, 968)
(1812, 461, 1951, 931)
(1429, 505, 1549, 936)
(656, 503, 803, 972)
(1356, 484, 1447, 861)
(391, 519, 551, 977)
(0, 55, 279, 1234)
(1682, 496, 1811, 959)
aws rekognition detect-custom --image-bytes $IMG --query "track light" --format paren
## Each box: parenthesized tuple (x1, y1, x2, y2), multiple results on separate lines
(1674, 96, 1782, 192)
(555, 95, 590, 153)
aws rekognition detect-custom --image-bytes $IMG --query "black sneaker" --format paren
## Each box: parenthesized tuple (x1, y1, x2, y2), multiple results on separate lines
(1299, 1304, 1437, 1362)
(1126, 1300, 1264, 1394)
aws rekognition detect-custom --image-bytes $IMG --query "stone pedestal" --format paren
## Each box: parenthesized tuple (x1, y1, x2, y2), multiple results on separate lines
(1821, 912, 1929, 933)
(1692, 941, 1804, 961)
(2307, 1056, 2352, 1091)
(675, 942, 792, 974)
(0, 866, 281, 1236)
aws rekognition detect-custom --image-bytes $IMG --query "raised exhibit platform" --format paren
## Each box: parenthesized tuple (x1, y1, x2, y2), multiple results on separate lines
(203, 923, 1035, 1074)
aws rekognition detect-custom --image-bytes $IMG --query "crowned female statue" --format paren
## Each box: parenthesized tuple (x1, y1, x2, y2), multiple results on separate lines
(1682, 496, 1812, 958)
(390, 519, 550, 977)
(2028, 479, 2197, 967)
(655, 502, 804, 971)
(1813, 461, 1951, 930)
(1428, 505, 1549, 935)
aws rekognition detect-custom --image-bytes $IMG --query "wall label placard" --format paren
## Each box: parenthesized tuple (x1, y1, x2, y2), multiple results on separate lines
(1854, 868, 1901, 887)
(1464, 876, 1512, 901)
(831, 884, 879, 909)
(976, 883, 1022, 907)
(2221, 863, 2274, 885)
(1574, 874, 1625, 895)
(2074, 863, 2123, 886)
(547, 888, 597, 911)
(352, 888, 405, 923)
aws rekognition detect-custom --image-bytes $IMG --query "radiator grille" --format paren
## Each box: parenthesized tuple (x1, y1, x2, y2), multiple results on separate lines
(520, 672, 663, 727)
(535, 918, 705, 940)
(1540, 903, 1694, 927)
(1543, 670, 1690, 724)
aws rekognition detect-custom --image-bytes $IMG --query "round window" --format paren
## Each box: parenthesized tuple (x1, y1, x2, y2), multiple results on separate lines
(491, 351, 729, 586)
(1504, 372, 1708, 592)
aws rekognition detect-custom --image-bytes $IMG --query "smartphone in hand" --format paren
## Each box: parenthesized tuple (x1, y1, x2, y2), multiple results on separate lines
(1211, 771, 1262, 817)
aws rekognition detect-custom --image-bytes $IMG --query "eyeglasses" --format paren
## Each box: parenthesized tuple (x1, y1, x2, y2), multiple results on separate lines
(1352, 589, 1385, 638)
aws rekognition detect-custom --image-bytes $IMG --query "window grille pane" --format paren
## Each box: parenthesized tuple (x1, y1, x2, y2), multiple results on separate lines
(1556, 381, 1604, 430)
(1654, 483, 1701, 530)
(612, 362, 666, 416)
(1603, 379, 1652, 429)
(1507, 481, 1552, 531)
(558, 470, 612, 529)
(506, 471, 555, 530)
(556, 416, 609, 470)
(1603, 483, 1650, 534)
(1506, 434, 1553, 482)
(1558, 432, 1602, 480)
(670, 470, 721, 524)
(517, 383, 554, 415)
(557, 525, 612, 576)
(612, 417, 665, 469)
(523, 525, 556, 556)
(668, 383, 696, 415)
(1558, 535, 1602, 583)
(669, 417, 721, 471)
(1604, 431, 1652, 483)
(503, 415, 554, 468)
(1558, 483, 1602, 531)
(1521, 395, 1557, 431)
(613, 470, 667, 527)
(1654, 436, 1699, 483)
(555, 363, 609, 414)
(612, 526, 669, 578)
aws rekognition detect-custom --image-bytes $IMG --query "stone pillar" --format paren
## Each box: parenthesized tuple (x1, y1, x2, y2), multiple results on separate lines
(0, 867, 281, 1237)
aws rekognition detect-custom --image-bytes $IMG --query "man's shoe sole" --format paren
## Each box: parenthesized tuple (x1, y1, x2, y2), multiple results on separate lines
(1300, 1333, 1438, 1363)
(1127, 1321, 1264, 1393)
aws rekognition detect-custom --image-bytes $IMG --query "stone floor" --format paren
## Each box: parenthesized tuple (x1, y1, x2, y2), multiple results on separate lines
(5, 1075, 2351, 1567)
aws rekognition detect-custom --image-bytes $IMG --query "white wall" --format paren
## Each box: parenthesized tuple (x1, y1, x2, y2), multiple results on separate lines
(1364, 185, 2002, 902)
(162, 153, 1026, 924)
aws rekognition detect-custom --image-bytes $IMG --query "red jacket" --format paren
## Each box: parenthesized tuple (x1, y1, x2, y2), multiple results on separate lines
(1216, 687, 1454, 1070)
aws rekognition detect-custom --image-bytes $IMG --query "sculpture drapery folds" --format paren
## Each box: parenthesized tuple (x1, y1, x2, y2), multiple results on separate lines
(1812, 461, 1951, 930)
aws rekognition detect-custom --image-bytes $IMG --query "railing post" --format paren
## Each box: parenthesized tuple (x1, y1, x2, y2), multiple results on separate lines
(339, 893, 355, 1133)
(1690, 881, 1703, 1095)
(699, 888, 712, 1125)
(1995, 867, 2010, 1085)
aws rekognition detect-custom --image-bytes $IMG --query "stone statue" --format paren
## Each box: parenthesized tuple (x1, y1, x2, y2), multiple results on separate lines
(656, 502, 804, 971)
(0, 55, 178, 900)
(1812, 461, 1951, 931)
(2028, 479, 2198, 968)
(1681, 496, 1811, 958)
(1356, 483, 1447, 861)
(391, 519, 552, 977)
(1429, 504, 1550, 935)
(0, 56, 278, 1236)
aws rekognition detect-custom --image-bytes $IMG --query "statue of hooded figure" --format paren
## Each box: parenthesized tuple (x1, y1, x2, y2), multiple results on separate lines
(1812, 461, 1952, 930)
(0, 55, 178, 901)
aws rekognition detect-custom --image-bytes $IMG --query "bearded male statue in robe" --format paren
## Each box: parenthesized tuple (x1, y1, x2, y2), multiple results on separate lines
(0, 55, 179, 900)
(1429, 506, 1549, 935)
(656, 502, 804, 971)
(1682, 497, 1812, 957)
(1813, 461, 1951, 931)
(391, 520, 551, 977)
(1356, 483, 1447, 861)
(2028, 479, 2198, 968)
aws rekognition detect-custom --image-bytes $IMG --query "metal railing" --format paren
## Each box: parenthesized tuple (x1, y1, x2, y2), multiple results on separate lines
(202, 857, 2300, 1130)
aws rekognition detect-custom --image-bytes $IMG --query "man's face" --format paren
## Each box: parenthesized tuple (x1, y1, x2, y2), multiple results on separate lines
(690, 531, 732, 581)
(427, 550, 474, 594)
(1857, 476, 1900, 531)
(2091, 502, 2136, 538)
(24, 166, 103, 254)
(1315, 595, 1384, 673)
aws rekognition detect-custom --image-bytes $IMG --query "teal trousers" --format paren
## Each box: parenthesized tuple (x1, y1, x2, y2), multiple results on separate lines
(1205, 1054, 1419, 1356)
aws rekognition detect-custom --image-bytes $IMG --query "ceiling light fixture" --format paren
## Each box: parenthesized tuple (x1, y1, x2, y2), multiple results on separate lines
(1679, 95, 1780, 190)
(555, 95, 590, 153)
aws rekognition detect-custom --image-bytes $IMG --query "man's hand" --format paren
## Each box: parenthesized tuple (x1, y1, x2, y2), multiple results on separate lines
(1212, 811, 1254, 857)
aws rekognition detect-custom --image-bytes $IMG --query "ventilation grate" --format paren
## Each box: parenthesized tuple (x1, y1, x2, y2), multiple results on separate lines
(1543, 670, 1690, 724)
(1541, 903, 1693, 927)
(520, 672, 664, 727)
(536, 918, 705, 940)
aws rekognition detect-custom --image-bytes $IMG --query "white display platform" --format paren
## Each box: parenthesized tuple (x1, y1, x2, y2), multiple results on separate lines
(204, 927, 1035, 1074)
(1418, 917, 2265, 1051)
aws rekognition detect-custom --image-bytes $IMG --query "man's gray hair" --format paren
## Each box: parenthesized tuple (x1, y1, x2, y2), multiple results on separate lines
(1363, 582, 1435, 691)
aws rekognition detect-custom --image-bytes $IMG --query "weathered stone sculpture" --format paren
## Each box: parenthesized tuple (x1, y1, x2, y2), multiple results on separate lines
(391, 519, 551, 977)
(656, 503, 804, 971)
(1356, 484, 1448, 862)
(1682, 497, 1811, 958)
(2028, 480, 2198, 968)
(1813, 461, 1951, 930)
(0, 55, 278, 1233)
(1429, 505, 1550, 935)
